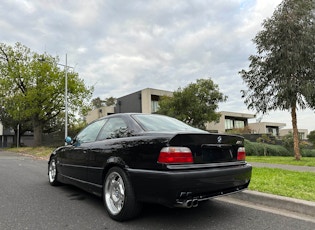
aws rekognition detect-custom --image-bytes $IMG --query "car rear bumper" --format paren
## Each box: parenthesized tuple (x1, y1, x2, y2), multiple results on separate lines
(127, 163, 252, 207)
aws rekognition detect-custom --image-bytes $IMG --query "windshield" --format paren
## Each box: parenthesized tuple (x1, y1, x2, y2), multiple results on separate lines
(132, 114, 205, 132)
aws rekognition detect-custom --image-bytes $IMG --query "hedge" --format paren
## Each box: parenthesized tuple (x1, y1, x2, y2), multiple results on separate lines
(244, 140, 315, 157)
(244, 139, 291, 156)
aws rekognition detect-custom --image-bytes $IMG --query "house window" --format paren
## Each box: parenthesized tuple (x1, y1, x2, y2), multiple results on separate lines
(299, 132, 305, 140)
(267, 127, 278, 136)
(225, 119, 234, 130)
(225, 117, 246, 130)
(151, 100, 159, 113)
(151, 95, 160, 113)
(235, 120, 245, 128)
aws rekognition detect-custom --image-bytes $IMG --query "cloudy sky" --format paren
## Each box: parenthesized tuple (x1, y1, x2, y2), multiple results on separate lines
(1, 0, 314, 132)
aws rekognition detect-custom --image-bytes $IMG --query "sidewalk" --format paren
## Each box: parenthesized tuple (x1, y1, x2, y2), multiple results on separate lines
(224, 162, 315, 219)
(249, 162, 315, 172)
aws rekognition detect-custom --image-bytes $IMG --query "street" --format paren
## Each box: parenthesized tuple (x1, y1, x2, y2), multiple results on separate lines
(0, 150, 314, 230)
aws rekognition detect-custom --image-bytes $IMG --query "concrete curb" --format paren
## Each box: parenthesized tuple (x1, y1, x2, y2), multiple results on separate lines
(228, 190, 315, 217)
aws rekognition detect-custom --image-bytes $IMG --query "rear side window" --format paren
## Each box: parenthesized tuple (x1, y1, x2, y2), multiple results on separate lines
(97, 117, 128, 140)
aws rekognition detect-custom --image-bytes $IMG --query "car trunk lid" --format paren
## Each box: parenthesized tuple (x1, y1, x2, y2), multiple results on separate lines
(168, 133, 244, 164)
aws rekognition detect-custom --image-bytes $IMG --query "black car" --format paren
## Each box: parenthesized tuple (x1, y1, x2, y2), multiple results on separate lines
(48, 113, 252, 221)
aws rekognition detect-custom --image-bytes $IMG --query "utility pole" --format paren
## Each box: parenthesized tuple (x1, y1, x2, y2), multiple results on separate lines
(39, 54, 73, 145)
(65, 54, 68, 145)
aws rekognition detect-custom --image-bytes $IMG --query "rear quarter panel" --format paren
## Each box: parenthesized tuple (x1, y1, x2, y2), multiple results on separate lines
(87, 135, 171, 186)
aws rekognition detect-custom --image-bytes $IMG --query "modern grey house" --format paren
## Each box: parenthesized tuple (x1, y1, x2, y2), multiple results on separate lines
(205, 111, 289, 137)
(115, 88, 173, 114)
(86, 88, 173, 123)
(86, 106, 115, 124)
(279, 128, 308, 140)
(249, 122, 286, 136)
(206, 111, 256, 133)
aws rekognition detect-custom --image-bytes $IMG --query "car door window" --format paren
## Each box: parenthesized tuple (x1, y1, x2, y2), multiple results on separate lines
(76, 119, 107, 144)
(97, 117, 128, 140)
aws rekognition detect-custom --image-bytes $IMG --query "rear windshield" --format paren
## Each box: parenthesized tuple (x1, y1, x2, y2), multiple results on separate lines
(132, 114, 204, 132)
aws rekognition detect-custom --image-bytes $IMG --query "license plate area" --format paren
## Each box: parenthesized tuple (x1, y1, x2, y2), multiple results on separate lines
(201, 144, 235, 163)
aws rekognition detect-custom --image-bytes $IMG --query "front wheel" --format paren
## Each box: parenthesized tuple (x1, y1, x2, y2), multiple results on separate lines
(48, 157, 60, 186)
(103, 167, 142, 221)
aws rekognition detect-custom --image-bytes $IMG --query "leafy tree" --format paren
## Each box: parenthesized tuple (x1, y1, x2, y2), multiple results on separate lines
(157, 78, 227, 129)
(0, 42, 93, 146)
(104, 97, 117, 106)
(68, 118, 87, 137)
(239, 0, 315, 160)
(91, 96, 116, 109)
(256, 134, 276, 156)
(256, 134, 275, 145)
(91, 97, 105, 109)
(282, 132, 296, 153)
(307, 130, 315, 146)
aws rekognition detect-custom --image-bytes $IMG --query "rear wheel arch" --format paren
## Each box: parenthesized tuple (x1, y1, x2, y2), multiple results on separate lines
(103, 166, 142, 221)
(102, 156, 127, 185)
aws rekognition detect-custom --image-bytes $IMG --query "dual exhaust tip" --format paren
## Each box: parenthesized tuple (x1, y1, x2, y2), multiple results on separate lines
(176, 198, 199, 208)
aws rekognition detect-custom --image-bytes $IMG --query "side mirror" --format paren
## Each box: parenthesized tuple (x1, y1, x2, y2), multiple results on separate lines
(65, 136, 72, 144)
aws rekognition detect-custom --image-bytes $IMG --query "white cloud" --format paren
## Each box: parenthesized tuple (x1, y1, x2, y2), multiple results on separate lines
(13, 0, 36, 14)
(1, 0, 314, 131)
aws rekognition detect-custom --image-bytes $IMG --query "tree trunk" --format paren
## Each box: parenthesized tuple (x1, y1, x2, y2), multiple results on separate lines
(13, 125, 22, 147)
(33, 118, 43, 147)
(291, 105, 301, 160)
(13, 130, 18, 148)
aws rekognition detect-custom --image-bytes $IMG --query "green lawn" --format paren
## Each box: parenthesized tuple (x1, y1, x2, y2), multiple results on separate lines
(247, 156, 315, 167)
(247, 156, 315, 201)
(9, 147, 54, 159)
(249, 167, 315, 202)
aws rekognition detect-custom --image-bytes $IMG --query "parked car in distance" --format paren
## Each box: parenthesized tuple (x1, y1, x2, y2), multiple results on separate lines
(48, 113, 252, 221)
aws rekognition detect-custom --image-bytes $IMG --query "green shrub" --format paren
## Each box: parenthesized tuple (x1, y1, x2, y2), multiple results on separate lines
(301, 149, 315, 157)
(244, 139, 290, 156)
(265, 144, 291, 156)
(244, 139, 262, 156)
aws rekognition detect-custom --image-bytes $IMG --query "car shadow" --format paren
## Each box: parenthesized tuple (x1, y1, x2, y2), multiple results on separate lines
(55, 183, 235, 225)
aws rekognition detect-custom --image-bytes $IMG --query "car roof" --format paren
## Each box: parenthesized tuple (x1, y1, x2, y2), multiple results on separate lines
(101, 113, 159, 119)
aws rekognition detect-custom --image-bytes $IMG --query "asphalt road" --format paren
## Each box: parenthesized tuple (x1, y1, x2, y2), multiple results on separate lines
(0, 150, 314, 230)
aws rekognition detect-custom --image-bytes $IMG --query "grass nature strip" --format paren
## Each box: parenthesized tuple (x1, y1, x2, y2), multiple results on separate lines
(249, 167, 315, 202)
(246, 156, 315, 201)
(247, 156, 315, 167)
(9, 147, 54, 159)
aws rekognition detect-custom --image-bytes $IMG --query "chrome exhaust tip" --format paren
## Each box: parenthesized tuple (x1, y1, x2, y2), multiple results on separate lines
(192, 199, 198, 207)
(175, 198, 199, 208)
(185, 199, 193, 208)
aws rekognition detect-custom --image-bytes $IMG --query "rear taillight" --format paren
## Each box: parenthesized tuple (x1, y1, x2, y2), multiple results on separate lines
(237, 147, 246, 161)
(158, 147, 193, 164)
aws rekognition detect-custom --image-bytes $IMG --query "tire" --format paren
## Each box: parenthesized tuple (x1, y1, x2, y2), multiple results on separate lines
(103, 167, 142, 221)
(48, 157, 60, 186)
